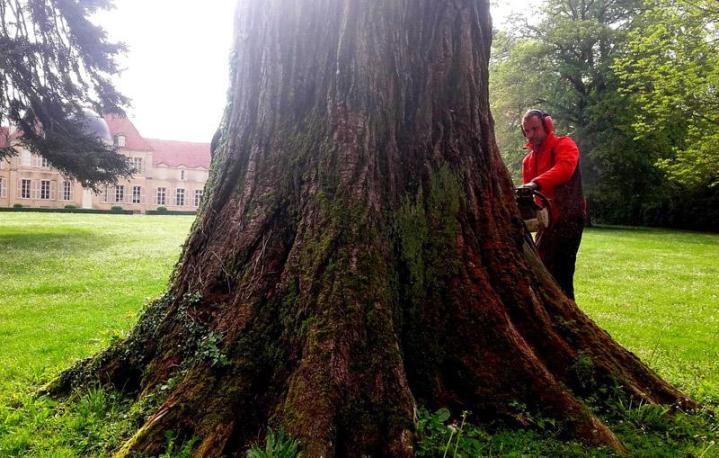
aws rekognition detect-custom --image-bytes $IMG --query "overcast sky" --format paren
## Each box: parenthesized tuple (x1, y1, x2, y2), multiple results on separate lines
(98, 1, 535, 143)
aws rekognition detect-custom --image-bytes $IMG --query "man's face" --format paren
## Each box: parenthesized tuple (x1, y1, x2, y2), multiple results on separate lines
(522, 115, 547, 149)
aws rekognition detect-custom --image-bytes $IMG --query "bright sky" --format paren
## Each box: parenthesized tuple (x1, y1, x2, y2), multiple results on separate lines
(98, 1, 535, 143)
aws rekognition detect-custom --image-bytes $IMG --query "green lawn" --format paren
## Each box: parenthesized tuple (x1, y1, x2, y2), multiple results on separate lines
(577, 226, 719, 405)
(0, 213, 194, 399)
(0, 213, 717, 456)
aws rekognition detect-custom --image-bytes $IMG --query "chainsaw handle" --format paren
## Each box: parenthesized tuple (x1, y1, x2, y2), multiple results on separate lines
(515, 187, 553, 232)
(532, 190, 551, 211)
(532, 190, 552, 230)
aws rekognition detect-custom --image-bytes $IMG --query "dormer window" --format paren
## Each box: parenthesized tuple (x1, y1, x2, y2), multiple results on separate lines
(114, 134, 126, 147)
(180, 169, 186, 181)
(31, 154, 51, 168)
(131, 157, 143, 174)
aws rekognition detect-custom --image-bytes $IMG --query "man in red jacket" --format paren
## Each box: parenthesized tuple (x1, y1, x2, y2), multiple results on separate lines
(520, 109, 585, 299)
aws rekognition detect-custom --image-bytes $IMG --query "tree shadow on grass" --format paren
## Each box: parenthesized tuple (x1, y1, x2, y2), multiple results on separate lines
(0, 230, 114, 254)
(589, 225, 719, 245)
(592, 224, 719, 236)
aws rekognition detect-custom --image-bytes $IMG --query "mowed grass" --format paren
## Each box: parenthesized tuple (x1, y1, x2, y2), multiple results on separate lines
(576, 226, 719, 405)
(0, 213, 717, 456)
(0, 213, 194, 399)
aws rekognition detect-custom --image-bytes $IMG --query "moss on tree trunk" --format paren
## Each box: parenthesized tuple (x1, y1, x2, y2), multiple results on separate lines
(47, 0, 695, 456)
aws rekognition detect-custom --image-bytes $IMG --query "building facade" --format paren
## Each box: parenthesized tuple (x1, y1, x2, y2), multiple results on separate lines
(0, 114, 210, 213)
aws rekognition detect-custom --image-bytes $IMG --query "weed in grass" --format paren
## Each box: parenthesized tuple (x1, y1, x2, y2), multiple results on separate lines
(159, 431, 200, 458)
(611, 402, 719, 457)
(0, 386, 135, 456)
(416, 408, 495, 457)
(415, 404, 719, 457)
(247, 428, 300, 458)
(416, 407, 598, 457)
(449, 410, 469, 457)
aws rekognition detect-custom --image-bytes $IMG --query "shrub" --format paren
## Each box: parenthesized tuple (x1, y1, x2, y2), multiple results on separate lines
(64, 204, 77, 209)
(247, 429, 299, 458)
(156, 206, 168, 212)
(12, 203, 23, 208)
(110, 206, 123, 212)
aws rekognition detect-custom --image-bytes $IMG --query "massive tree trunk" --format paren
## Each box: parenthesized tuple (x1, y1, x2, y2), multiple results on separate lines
(49, 0, 694, 456)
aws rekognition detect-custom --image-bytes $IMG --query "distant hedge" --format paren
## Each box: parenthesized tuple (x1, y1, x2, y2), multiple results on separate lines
(145, 209, 197, 216)
(0, 207, 134, 215)
(0, 207, 198, 216)
(589, 186, 719, 233)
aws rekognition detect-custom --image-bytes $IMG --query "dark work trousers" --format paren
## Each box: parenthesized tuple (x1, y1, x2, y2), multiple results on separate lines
(536, 217, 585, 300)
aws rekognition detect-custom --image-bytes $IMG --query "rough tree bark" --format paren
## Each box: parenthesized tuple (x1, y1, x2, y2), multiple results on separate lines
(48, 0, 695, 456)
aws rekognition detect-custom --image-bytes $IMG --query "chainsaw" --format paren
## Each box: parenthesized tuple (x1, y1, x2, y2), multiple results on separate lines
(515, 186, 551, 233)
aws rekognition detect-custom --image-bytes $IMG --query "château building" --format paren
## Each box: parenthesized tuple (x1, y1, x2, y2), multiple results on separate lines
(0, 114, 210, 213)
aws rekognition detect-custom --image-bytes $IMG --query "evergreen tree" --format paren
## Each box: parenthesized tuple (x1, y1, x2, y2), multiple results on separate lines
(0, 0, 131, 188)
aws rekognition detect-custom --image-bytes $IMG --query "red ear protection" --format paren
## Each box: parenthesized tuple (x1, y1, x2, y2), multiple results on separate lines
(542, 114, 554, 135)
(521, 110, 554, 136)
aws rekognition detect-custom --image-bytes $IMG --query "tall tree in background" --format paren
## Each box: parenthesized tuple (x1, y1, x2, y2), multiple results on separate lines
(0, 0, 131, 188)
(49, 0, 693, 455)
(489, 0, 666, 222)
(489, 31, 550, 181)
(491, 0, 719, 229)
(490, 0, 640, 147)
(615, 0, 719, 189)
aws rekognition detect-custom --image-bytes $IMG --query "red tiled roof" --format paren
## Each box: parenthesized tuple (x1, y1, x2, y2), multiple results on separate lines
(102, 114, 210, 169)
(103, 113, 153, 151)
(147, 138, 211, 169)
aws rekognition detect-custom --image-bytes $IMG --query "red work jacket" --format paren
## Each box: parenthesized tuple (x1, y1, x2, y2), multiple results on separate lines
(522, 133, 584, 222)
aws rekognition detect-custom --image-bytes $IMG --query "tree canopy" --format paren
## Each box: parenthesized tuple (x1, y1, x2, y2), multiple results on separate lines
(615, 0, 719, 188)
(490, 0, 719, 230)
(0, 0, 131, 188)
